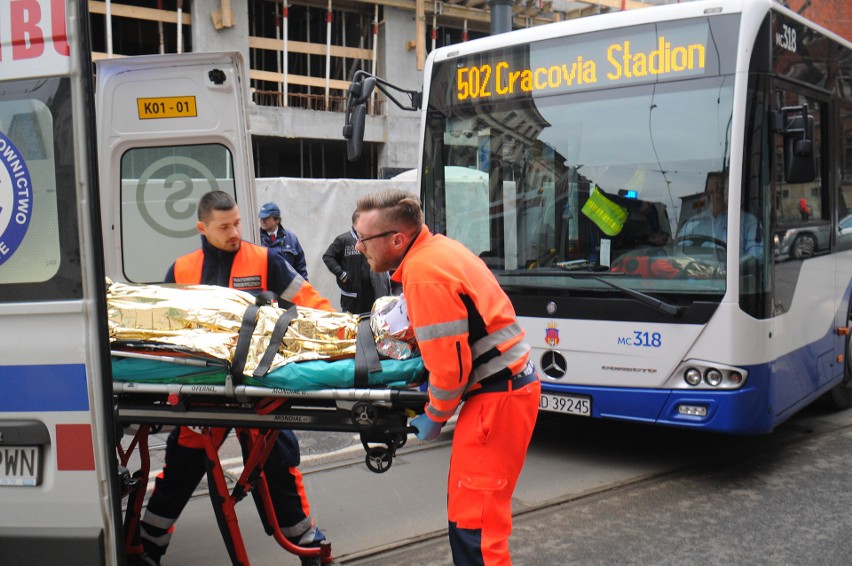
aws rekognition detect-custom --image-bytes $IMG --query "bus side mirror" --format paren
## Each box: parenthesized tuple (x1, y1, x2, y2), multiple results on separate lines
(342, 75, 375, 161)
(342, 71, 421, 161)
(353, 77, 376, 105)
(345, 103, 367, 161)
(777, 105, 816, 184)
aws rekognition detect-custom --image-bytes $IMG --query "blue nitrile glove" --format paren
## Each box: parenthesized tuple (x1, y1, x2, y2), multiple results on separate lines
(411, 413, 442, 441)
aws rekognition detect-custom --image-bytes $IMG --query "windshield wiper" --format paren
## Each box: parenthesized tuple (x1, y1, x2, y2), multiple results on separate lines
(501, 267, 619, 277)
(565, 274, 685, 317)
(497, 263, 684, 316)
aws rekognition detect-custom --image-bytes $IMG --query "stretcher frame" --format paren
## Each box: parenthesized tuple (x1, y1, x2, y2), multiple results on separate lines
(113, 299, 428, 564)
(114, 363, 427, 566)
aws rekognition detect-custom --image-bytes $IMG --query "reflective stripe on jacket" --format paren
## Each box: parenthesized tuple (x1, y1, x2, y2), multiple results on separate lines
(392, 226, 530, 423)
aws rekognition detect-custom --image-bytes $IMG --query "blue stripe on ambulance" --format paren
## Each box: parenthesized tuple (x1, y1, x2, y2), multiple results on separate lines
(0, 364, 89, 412)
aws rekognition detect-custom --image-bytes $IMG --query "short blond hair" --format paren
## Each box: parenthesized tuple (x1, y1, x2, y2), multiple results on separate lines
(356, 189, 423, 232)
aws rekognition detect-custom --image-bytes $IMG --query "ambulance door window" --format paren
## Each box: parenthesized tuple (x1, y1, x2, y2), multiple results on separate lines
(120, 143, 236, 283)
(0, 77, 81, 301)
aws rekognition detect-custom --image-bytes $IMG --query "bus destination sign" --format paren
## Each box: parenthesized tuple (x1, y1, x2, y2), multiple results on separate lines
(456, 22, 710, 102)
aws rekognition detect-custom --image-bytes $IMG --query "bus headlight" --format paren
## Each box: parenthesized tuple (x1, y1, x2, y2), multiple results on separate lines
(727, 371, 743, 386)
(704, 368, 723, 386)
(684, 368, 702, 386)
(665, 360, 749, 390)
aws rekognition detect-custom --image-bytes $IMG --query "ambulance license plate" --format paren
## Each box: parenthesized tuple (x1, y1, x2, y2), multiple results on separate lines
(0, 446, 41, 486)
(539, 392, 591, 416)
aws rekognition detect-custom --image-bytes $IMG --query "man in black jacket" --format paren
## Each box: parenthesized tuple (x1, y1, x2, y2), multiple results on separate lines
(322, 212, 393, 314)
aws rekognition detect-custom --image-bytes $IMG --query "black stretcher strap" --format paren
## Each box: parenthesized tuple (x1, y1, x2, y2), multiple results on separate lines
(231, 304, 261, 381)
(252, 306, 299, 378)
(354, 317, 382, 387)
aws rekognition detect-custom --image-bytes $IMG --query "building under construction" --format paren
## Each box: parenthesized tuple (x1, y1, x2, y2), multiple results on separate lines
(87, 0, 851, 179)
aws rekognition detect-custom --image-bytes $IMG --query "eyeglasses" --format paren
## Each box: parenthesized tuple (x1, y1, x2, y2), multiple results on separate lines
(356, 230, 396, 244)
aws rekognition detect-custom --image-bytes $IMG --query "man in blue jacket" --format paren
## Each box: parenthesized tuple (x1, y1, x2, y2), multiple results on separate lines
(259, 201, 309, 279)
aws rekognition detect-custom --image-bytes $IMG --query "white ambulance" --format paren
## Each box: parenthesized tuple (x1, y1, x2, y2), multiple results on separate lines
(0, 2, 257, 563)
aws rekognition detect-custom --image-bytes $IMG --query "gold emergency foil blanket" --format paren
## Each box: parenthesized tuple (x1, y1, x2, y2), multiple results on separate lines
(107, 281, 358, 374)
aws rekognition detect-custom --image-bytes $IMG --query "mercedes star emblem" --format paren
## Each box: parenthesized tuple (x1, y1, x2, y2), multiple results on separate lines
(540, 350, 567, 379)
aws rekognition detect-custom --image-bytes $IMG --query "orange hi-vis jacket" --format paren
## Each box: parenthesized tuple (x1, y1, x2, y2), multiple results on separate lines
(392, 226, 530, 423)
(174, 240, 332, 311)
(175, 243, 268, 290)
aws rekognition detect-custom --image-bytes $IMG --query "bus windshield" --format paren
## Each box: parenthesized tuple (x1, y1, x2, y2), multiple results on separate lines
(423, 16, 740, 297)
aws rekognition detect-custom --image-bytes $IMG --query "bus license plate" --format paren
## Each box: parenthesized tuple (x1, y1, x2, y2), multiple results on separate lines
(0, 446, 41, 486)
(137, 96, 197, 119)
(539, 392, 591, 416)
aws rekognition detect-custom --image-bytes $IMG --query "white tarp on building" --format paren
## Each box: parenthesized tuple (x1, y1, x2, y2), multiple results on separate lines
(256, 177, 417, 310)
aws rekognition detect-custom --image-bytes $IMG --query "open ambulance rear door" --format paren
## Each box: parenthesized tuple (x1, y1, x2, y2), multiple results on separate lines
(95, 51, 258, 284)
(0, 1, 122, 564)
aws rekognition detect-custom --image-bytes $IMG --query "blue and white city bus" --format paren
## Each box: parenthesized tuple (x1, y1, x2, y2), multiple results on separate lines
(422, 0, 852, 434)
(344, 0, 852, 434)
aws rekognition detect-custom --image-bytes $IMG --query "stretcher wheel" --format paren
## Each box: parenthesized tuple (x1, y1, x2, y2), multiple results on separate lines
(365, 447, 393, 473)
(351, 401, 379, 429)
(395, 433, 407, 450)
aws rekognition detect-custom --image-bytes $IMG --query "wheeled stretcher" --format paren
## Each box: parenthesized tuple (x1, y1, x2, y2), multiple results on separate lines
(113, 349, 428, 472)
(110, 284, 428, 565)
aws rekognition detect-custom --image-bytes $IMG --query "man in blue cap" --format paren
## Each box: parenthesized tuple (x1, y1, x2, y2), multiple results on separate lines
(259, 202, 309, 279)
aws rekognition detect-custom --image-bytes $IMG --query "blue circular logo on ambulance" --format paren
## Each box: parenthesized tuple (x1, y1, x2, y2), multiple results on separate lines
(0, 132, 33, 266)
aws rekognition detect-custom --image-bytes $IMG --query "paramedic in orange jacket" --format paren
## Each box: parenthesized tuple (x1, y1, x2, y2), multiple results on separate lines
(139, 191, 332, 566)
(354, 189, 541, 566)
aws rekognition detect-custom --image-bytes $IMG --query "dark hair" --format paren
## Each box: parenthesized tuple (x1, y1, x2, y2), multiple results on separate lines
(704, 171, 728, 202)
(705, 171, 725, 191)
(355, 189, 423, 232)
(198, 191, 236, 222)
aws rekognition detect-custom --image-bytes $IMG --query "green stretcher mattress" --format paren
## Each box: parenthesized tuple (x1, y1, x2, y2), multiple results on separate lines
(111, 355, 426, 391)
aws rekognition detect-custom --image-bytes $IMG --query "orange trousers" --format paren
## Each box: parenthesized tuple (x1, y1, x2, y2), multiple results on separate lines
(447, 377, 540, 566)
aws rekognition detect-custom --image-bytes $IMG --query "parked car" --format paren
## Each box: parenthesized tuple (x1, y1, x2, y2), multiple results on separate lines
(773, 220, 831, 259)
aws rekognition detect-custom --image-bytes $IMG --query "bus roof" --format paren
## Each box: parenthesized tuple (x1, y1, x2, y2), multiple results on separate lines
(426, 0, 850, 66)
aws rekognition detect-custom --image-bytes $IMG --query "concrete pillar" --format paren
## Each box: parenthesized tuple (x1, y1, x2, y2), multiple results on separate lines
(488, 0, 514, 34)
(376, 7, 423, 176)
(191, 0, 251, 67)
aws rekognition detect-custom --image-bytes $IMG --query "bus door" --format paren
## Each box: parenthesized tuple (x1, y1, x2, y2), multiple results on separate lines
(95, 52, 258, 284)
(0, 1, 122, 563)
(770, 83, 837, 407)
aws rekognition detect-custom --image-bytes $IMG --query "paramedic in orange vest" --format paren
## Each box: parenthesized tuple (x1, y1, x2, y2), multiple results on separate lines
(354, 189, 541, 566)
(139, 191, 333, 566)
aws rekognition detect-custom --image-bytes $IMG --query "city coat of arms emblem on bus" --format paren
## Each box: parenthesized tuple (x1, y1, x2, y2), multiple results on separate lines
(545, 322, 560, 348)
